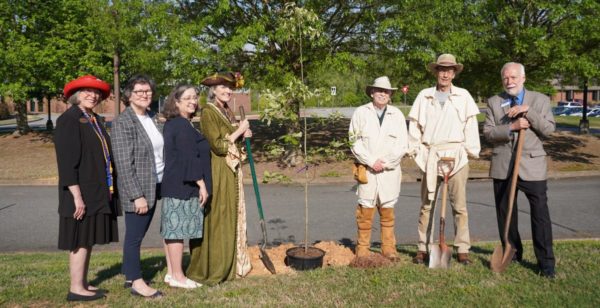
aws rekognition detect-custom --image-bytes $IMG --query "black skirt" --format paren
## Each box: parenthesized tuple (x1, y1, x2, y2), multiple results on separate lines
(58, 213, 119, 251)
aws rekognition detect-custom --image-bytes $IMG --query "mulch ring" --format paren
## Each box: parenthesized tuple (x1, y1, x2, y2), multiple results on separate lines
(247, 241, 356, 276)
(247, 241, 404, 276)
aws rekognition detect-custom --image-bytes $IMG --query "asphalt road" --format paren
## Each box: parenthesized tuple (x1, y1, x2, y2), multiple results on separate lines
(1, 176, 599, 252)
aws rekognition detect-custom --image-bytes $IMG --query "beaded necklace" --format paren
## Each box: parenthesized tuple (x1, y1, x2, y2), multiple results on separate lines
(80, 108, 114, 199)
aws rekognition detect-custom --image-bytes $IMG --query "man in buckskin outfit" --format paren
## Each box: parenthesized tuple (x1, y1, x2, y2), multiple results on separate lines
(408, 54, 481, 265)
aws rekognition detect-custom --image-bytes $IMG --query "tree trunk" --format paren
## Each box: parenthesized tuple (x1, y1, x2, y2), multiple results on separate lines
(113, 50, 120, 116)
(14, 100, 31, 135)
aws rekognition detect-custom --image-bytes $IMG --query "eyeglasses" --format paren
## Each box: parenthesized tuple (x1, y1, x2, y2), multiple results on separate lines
(132, 90, 153, 96)
(181, 96, 198, 101)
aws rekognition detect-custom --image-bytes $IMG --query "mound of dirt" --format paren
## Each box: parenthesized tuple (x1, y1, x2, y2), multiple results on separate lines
(349, 253, 392, 268)
(247, 241, 356, 276)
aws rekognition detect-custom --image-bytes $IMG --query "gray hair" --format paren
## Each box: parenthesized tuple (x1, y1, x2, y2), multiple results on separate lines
(67, 90, 81, 105)
(501, 62, 526, 76)
(206, 86, 217, 103)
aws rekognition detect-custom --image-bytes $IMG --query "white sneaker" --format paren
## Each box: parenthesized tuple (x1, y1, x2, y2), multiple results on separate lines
(163, 274, 172, 284)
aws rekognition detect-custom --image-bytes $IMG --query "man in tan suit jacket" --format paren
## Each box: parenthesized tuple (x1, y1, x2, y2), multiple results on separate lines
(483, 62, 556, 278)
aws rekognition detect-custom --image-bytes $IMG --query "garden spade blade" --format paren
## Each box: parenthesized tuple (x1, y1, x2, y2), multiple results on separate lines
(429, 241, 452, 269)
(259, 220, 276, 273)
(240, 107, 276, 274)
(491, 129, 525, 273)
(491, 243, 516, 273)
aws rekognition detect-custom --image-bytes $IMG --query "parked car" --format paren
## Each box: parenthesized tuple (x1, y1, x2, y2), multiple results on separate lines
(553, 106, 570, 116)
(560, 107, 583, 116)
(557, 101, 583, 108)
(587, 108, 600, 117)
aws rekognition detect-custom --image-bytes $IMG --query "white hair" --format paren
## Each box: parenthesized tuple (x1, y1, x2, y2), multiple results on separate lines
(501, 62, 525, 76)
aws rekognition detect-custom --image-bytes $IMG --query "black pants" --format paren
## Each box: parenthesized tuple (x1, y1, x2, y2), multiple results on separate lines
(493, 178, 555, 271)
(122, 204, 157, 281)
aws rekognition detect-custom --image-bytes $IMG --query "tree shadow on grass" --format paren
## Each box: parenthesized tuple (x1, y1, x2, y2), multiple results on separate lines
(476, 127, 600, 164)
(544, 134, 598, 163)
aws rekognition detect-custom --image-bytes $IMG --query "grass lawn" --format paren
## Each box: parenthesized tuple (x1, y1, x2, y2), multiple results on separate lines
(554, 116, 600, 129)
(1, 240, 599, 306)
(474, 113, 600, 130)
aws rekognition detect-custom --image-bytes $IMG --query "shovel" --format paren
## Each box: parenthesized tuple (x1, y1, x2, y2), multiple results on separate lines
(239, 107, 276, 274)
(429, 157, 455, 269)
(490, 129, 525, 273)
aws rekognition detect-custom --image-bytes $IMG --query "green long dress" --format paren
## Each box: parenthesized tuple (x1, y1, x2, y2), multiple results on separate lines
(187, 103, 249, 285)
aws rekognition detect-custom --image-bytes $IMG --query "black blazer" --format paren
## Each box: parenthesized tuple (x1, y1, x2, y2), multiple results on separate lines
(161, 116, 212, 200)
(54, 105, 120, 217)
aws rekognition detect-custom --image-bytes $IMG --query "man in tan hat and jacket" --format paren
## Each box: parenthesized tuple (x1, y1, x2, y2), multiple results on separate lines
(408, 54, 480, 265)
(349, 76, 408, 260)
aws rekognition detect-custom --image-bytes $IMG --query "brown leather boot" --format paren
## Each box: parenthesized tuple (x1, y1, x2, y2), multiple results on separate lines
(379, 207, 398, 261)
(457, 253, 472, 265)
(413, 251, 428, 264)
(355, 205, 375, 258)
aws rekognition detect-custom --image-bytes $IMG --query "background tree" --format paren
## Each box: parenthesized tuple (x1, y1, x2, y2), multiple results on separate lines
(0, 0, 101, 133)
(0, 0, 598, 137)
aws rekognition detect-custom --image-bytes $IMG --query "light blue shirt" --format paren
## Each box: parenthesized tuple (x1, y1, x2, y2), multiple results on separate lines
(506, 88, 525, 106)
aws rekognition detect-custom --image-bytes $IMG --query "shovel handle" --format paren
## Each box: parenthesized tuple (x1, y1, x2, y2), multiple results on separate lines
(239, 106, 246, 120)
(239, 107, 266, 221)
(503, 129, 526, 243)
(437, 157, 454, 245)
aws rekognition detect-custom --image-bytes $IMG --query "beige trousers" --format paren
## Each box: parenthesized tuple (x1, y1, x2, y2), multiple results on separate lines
(417, 165, 471, 253)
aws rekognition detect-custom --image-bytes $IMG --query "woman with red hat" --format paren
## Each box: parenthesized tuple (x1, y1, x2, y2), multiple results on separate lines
(54, 75, 119, 302)
(187, 72, 252, 285)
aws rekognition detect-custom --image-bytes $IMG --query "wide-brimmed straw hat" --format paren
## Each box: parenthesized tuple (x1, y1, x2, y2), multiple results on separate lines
(63, 75, 111, 99)
(365, 76, 397, 96)
(427, 53, 463, 74)
(201, 71, 244, 89)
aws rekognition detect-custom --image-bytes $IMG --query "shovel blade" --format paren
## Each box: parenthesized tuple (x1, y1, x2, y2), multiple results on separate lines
(259, 247, 277, 274)
(429, 245, 452, 269)
(490, 243, 517, 273)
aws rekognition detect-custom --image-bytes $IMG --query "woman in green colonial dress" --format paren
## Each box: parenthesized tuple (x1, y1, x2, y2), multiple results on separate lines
(187, 72, 252, 285)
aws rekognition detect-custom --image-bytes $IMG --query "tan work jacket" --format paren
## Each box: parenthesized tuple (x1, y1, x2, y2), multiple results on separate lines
(349, 102, 408, 203)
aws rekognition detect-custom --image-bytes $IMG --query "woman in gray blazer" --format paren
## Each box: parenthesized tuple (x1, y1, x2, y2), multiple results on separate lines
(112, 75, 164, 298)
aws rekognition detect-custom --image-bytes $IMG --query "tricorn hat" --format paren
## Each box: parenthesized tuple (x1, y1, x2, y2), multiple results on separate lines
(427, 53, 464, 74)
(201, 71, 244, 89)
(365, 76, 398, 96)
(63, 75, 111, 99)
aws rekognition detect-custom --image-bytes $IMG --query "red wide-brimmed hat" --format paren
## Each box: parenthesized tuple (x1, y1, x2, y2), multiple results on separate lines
(63, 75, 111, 99)
(200, 72, 244, 89)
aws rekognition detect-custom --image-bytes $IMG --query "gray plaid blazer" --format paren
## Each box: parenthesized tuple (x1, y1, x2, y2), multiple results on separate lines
(112, 106, 164, 212)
